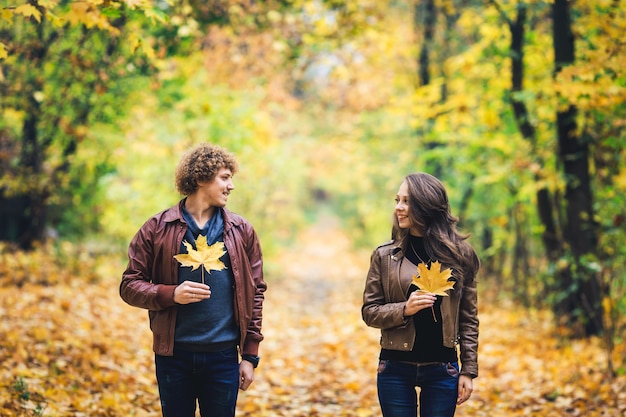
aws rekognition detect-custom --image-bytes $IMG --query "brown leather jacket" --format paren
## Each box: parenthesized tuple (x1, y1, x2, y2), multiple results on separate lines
(362, 241, 478, 378)
(120, 200, 266, 358)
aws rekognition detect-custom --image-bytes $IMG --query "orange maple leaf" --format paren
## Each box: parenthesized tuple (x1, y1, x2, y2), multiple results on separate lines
(173, 235, 226, 284)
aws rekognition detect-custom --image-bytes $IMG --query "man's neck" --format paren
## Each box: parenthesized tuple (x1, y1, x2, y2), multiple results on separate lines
(184, 195, 216, 228)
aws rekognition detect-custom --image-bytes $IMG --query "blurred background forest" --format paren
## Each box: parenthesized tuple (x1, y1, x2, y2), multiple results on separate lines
(1, 0, 626, 416)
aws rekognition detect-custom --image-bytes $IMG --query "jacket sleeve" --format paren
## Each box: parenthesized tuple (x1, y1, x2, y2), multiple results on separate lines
(362, 249, 410, 330)
(458, 275, 479, 378)
(240, 222, 267, 357)
(120, 218, 177, 311)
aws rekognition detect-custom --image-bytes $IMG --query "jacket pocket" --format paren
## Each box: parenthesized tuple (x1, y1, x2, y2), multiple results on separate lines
(381, 327, 413, 351)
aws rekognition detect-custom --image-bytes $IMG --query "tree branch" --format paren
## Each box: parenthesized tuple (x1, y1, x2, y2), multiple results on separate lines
(486, 0, 513, 29)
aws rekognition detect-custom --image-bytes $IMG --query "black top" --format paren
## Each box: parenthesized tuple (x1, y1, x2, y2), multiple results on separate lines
(380, 235, 457, 363)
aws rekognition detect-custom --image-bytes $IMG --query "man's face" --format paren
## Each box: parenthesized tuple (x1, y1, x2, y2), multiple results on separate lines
(198, 167, 235, 207)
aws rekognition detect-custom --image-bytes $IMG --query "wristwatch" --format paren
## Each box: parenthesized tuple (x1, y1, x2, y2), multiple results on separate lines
(242, 355, 260, 368)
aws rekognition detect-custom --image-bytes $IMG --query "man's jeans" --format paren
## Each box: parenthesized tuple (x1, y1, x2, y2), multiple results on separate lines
(155, 347, 240, 417)
(377, 360, 460, 417)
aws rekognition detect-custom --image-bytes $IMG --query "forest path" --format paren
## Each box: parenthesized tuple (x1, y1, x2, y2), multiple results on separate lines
(238, 213, 381, 416)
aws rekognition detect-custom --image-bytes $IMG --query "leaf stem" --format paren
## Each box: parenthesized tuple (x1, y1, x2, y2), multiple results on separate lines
(431, 306, 437, 322)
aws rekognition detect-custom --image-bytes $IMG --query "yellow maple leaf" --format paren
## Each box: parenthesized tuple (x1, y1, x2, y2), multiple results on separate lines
(174, 235, 226, 283)
(411, 261, 455, 296)
(1, 9, 13, 25)
(15, 4, 42, 23)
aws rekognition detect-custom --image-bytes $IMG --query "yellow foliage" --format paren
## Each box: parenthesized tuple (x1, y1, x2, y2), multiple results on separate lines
(65, 1, 117, 32)
(14, 4, 41, 22)
(124, 0, 148, 10)
(615, 168, 626, 190)
(0, 242, 101, 287)
(1, 8, 12, 24)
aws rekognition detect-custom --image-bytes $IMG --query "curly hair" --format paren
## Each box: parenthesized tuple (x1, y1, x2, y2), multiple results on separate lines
(175, 143, 239, 195)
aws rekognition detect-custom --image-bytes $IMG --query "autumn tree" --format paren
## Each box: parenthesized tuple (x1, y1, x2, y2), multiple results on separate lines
(488, 0, 614, 336)
(550, 0, 603, 336)
(0, 0, 162, 249)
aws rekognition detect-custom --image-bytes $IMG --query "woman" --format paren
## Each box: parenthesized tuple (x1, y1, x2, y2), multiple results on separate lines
(120, 143, 266, 417)
(362, 172, 479, 417)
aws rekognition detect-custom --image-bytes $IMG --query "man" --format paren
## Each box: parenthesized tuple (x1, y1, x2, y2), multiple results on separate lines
(120, 143, 266, 417)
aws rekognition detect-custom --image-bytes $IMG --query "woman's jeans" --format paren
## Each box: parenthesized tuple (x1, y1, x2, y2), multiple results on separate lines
(155, 347, 240, 417)
(377, 360, 460, 417)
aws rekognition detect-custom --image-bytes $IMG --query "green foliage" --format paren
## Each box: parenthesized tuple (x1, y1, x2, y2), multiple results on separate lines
(1, 0, 624, 340)
(11, 377, 46, 417)
(13, 377, 29, 402)
(97, 57, 311, 257)
(0, 0, 157, 246)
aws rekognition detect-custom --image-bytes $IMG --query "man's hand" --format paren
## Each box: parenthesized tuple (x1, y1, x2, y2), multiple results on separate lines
(239, 360, 255, 391)
(173, 281, 211, 304)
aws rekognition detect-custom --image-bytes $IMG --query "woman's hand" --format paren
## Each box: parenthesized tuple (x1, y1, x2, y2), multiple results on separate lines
(173, 281, 211, 304)
(457, 375, 473, 404)
(403, 291, 436, 316)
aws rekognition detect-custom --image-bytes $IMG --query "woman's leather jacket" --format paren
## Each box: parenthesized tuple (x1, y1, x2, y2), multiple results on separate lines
(362, 241, 478, 378)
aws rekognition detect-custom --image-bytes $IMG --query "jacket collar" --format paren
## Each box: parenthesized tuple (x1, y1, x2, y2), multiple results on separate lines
(374, 240, 404, 262)
(162, 199, 244, 231)
(221, 206, 245, 231)
(161, 200, 185, 224)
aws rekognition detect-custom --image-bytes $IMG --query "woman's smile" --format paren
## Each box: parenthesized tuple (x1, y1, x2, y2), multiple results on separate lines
(397, 214, 410, 228)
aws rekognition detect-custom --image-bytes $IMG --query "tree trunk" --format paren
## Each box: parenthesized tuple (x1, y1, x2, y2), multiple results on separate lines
(553, 0, 603, 336)
(414, 0, 446, 177)
(503, 2, 564, 296)
(0, 14, 48, 249)
(416, 0, 435, 87)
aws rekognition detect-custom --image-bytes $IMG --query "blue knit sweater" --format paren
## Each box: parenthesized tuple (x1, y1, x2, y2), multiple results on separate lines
(173, 206, 239, 351)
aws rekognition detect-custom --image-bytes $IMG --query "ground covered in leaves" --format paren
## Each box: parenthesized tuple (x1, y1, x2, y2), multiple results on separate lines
(1, 223, 625, 416)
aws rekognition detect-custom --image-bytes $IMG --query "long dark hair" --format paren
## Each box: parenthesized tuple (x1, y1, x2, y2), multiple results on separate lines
(391, 172, 479, 284)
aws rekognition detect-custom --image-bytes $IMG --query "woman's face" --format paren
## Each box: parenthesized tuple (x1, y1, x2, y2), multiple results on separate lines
(395, 180, 422, 236)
